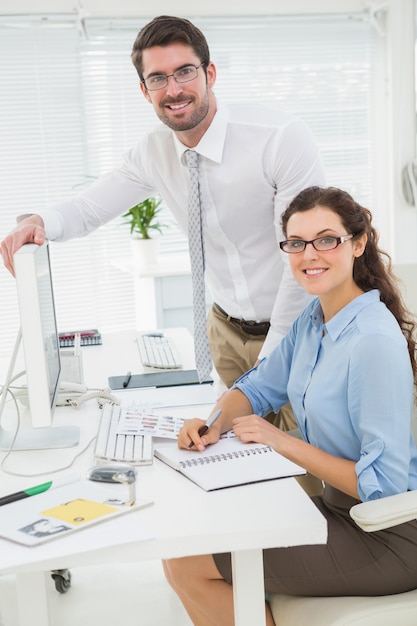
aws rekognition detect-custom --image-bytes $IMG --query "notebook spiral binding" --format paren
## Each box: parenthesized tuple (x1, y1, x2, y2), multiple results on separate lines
(179, 446, 272, 468)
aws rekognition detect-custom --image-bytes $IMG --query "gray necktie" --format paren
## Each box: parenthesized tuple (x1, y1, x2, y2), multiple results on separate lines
(185, 150, 212, 382)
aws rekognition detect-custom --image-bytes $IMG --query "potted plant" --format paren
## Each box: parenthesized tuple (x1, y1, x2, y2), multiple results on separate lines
(122, 196, 166, 268)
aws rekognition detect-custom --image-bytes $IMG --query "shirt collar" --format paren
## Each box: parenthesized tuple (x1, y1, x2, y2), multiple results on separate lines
(311, 289, 381, 340)
(173, 99, 229, 165)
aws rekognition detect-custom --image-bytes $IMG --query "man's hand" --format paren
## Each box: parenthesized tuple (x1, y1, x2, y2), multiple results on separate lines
(0, 215, 45, 276)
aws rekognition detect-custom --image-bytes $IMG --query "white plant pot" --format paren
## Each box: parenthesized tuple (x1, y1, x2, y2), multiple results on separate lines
(131, 237, 160, 270)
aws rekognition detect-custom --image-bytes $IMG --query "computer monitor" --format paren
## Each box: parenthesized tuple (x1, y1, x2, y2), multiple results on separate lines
(0, 242, 79, 450)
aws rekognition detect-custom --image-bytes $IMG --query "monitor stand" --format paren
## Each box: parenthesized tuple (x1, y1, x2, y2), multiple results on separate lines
(0, 424, 80, 451)
(0, 329, 80, 451)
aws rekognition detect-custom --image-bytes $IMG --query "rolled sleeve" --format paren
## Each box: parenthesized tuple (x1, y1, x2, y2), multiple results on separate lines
(233, 368, 275, 417)
(233, 330, 295, 416)
(356, 439, 385, 501)
(349, 328, 413, 501)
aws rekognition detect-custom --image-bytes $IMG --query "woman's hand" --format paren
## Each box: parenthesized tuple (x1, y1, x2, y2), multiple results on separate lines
(232, 414, 284, 450)
(177, 418, 221, 451)
(233, 414, 360, 498)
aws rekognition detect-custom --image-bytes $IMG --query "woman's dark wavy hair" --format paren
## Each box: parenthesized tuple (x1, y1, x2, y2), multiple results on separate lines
(281, 186, 417, 384)
(131, 15, 210, 82)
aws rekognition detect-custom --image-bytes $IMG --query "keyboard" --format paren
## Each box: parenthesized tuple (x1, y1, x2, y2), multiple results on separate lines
(95, 403, 153, 466)
(136, 332, 182, 369)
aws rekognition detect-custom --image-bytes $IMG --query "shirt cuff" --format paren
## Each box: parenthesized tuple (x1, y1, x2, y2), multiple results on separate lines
(258, 327, 284, 360)
(37, 209, 64, 241)
(356, 439, 385, 501)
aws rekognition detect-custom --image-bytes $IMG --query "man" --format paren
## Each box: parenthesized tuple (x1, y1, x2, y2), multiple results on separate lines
(1, 15, 325, 395)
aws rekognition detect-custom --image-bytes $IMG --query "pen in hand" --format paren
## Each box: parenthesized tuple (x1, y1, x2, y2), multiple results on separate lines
(188, 409, 222, 449)
(122, 371, 132, 388)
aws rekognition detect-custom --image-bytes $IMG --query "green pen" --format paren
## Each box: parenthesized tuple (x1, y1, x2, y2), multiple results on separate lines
(0, 474, 80, 507)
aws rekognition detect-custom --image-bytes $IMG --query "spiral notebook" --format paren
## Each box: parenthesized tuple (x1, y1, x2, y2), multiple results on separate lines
(153, 437, 305, 491)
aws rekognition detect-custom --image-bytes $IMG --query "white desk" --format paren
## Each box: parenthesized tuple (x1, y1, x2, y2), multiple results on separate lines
(0, 330, 327, 626)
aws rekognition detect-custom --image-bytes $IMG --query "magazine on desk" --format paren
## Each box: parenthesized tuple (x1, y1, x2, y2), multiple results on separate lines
(0, 480, 154, 546)
(153, 437, 306, 491)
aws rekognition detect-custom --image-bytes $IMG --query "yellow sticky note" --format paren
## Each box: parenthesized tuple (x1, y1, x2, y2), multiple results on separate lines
(41, 499, 118, 525)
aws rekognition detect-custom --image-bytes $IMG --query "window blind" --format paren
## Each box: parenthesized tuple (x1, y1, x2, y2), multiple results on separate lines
(0, 13, 378, 357)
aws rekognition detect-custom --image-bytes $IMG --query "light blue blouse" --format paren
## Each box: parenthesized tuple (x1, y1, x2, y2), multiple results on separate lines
(234, 290, 417, 501)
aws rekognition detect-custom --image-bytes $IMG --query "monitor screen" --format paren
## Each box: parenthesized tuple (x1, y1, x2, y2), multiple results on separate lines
(0, 242, 79, 450)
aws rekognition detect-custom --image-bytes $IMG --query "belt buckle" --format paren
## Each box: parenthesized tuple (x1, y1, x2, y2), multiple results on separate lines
(241, 320, 270, 336)
(241, 321, 260, 335)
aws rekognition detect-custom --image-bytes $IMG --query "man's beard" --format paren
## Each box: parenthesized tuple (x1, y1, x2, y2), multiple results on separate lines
(157, 91, 210, 132)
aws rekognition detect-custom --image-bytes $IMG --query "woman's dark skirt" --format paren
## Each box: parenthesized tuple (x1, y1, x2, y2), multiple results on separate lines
(213, 484, 417, 596)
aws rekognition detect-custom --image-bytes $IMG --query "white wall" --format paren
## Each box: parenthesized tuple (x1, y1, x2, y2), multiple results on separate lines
(384, 2, 417, 264)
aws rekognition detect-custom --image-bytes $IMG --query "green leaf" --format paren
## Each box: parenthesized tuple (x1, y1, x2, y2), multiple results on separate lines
(120, 196, 166, 239)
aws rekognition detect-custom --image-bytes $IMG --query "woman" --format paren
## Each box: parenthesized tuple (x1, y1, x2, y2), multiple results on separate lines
(163, 186, 417, 626)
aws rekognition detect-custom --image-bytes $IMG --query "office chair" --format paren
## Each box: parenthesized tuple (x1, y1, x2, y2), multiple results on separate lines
(268, 490, 417, 625)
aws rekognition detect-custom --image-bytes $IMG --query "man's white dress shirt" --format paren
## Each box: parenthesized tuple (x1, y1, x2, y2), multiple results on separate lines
(40, 101, 325, 357)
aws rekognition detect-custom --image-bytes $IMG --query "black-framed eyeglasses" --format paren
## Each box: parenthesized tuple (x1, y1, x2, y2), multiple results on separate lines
(279, 233, 356, 254)
(142, 64, 205, 91)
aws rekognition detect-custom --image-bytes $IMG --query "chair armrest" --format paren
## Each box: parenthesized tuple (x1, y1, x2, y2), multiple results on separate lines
(350, 491, 417, 532)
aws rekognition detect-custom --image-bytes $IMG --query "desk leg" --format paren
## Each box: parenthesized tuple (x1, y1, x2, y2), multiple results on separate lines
(16, 571, 50, 626)
(231, 549, 266, 626)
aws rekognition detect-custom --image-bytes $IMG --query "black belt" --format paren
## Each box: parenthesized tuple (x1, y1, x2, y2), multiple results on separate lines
(214, 303, 270, 336)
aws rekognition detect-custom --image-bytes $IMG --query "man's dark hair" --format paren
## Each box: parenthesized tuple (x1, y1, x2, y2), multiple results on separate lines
(131, 15, 210, 82)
